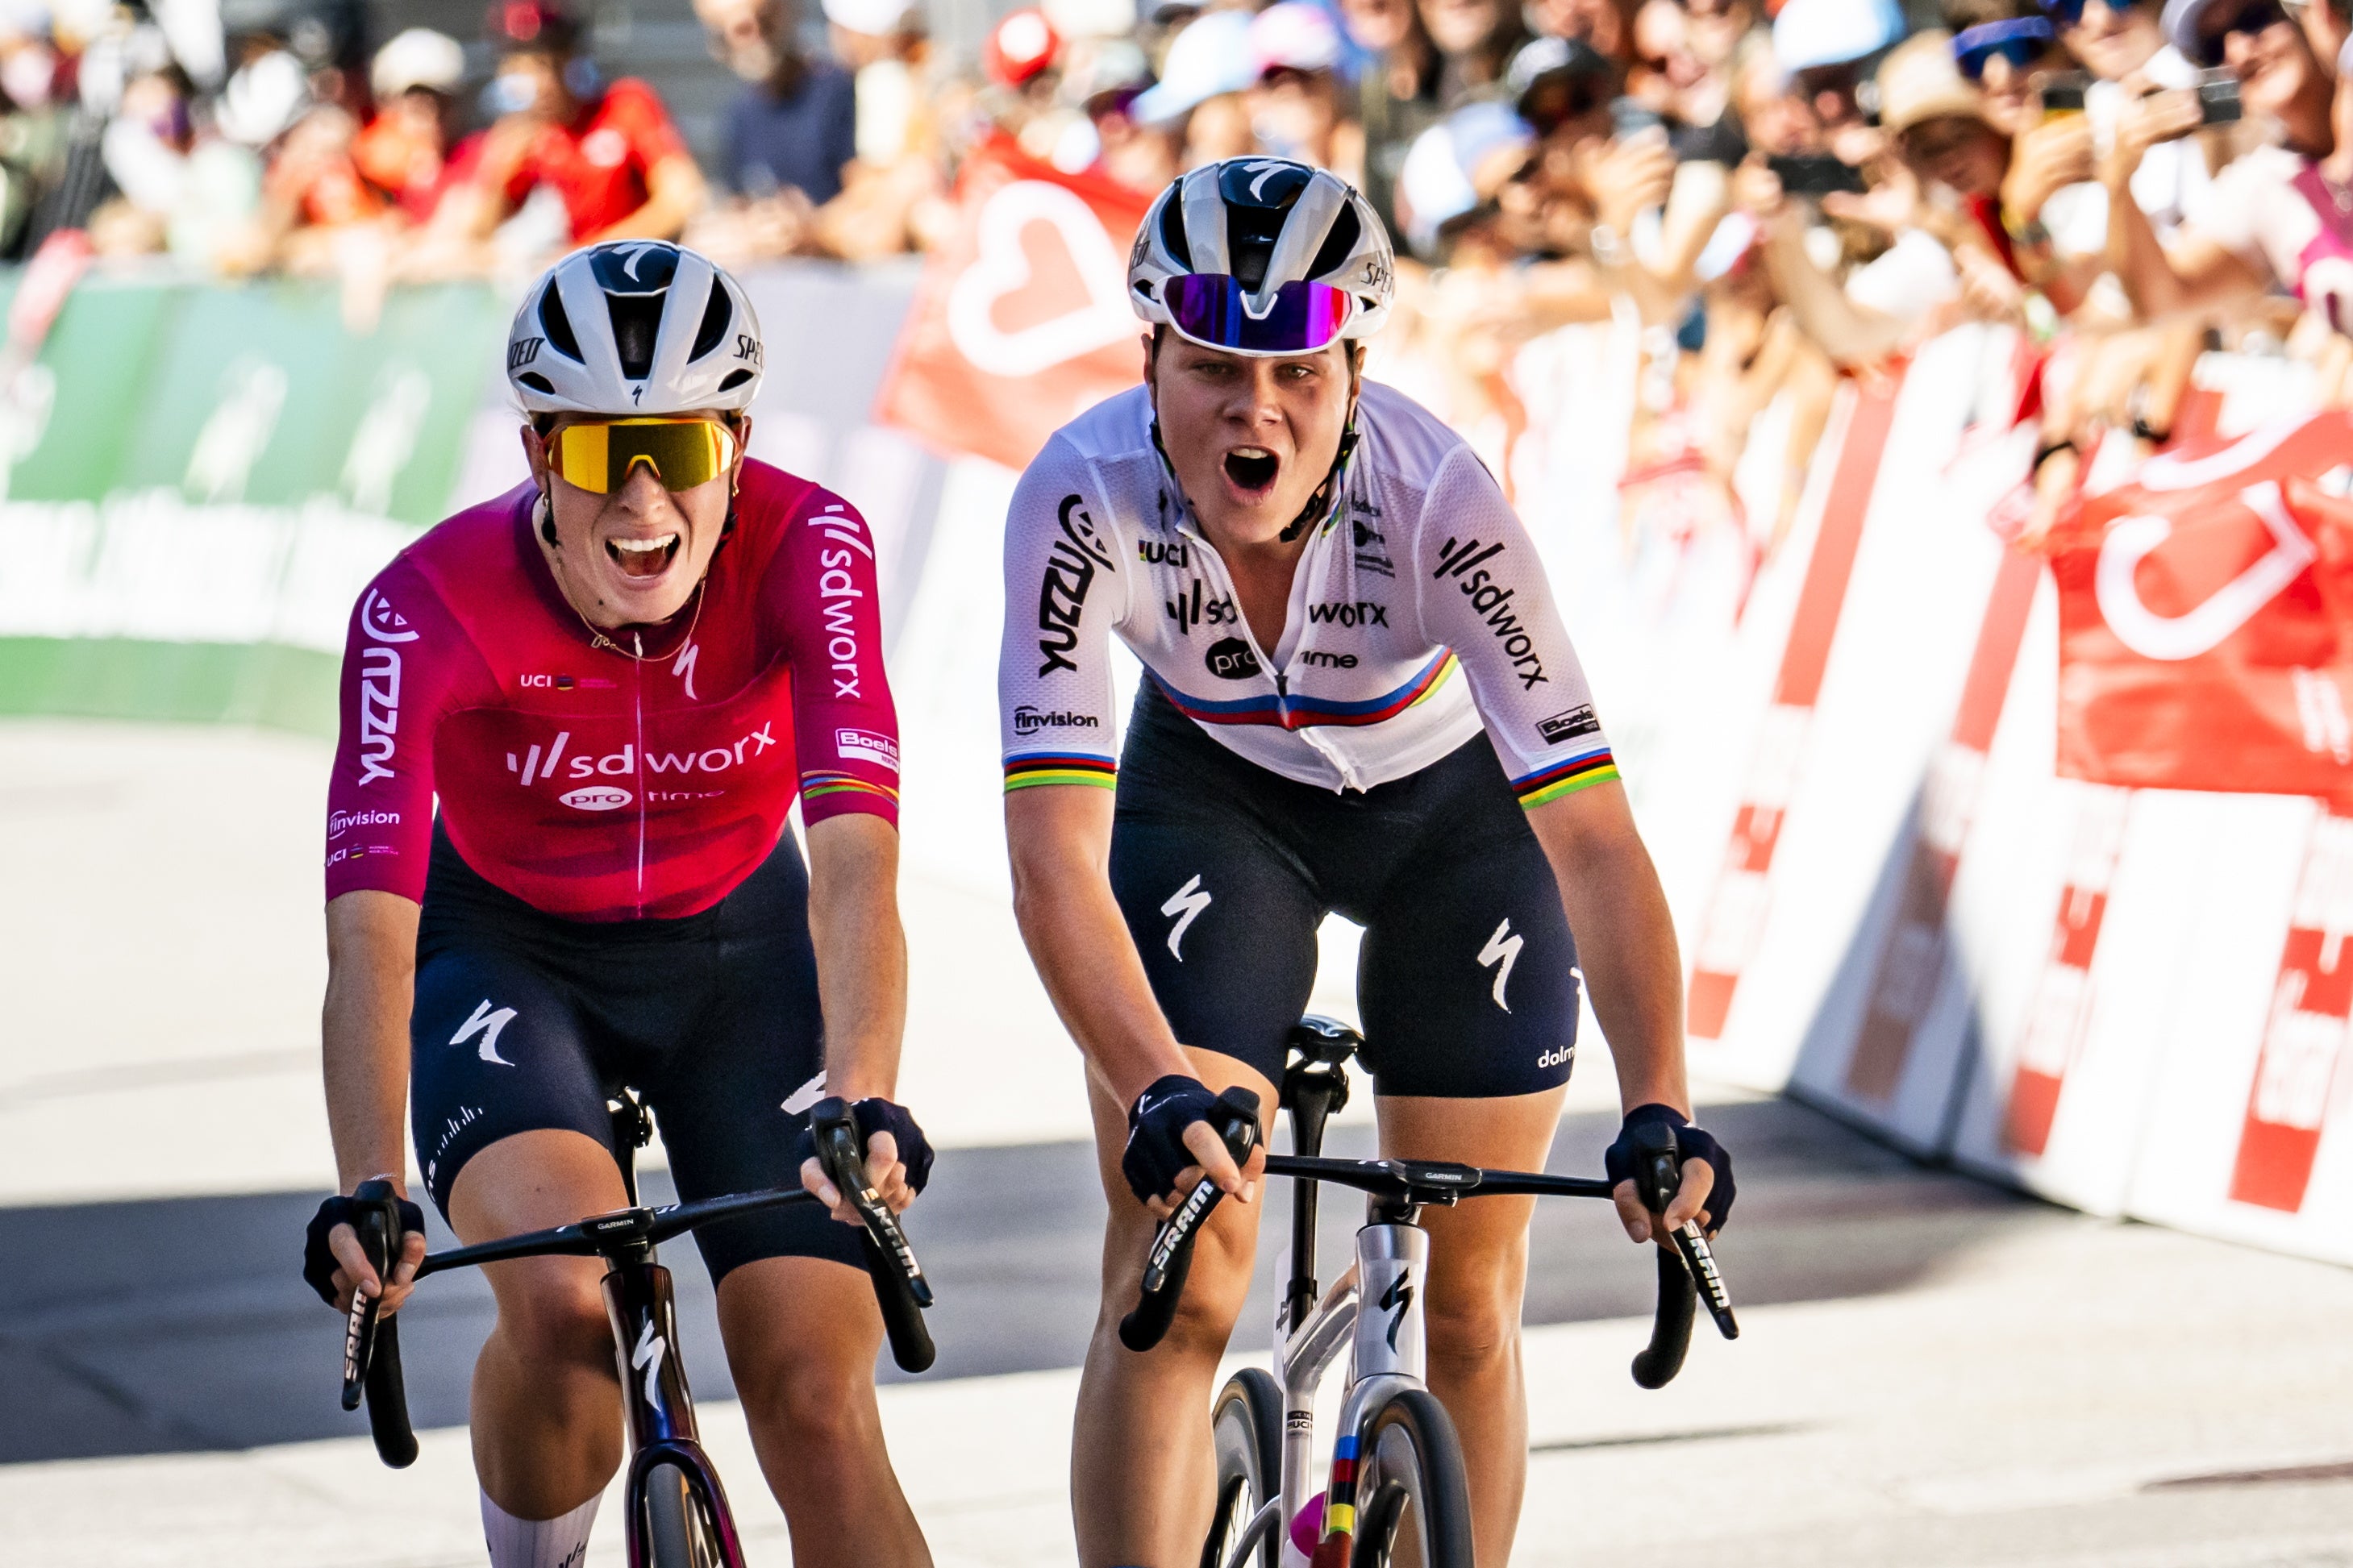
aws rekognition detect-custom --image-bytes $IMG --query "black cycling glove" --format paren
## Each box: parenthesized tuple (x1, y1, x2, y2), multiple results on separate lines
(302, 1191, 424, 1306)
(794, 1097, 935, 1194)
(1604, 1104, 1735, 1233)
(1122, 1075, 1219, 1204)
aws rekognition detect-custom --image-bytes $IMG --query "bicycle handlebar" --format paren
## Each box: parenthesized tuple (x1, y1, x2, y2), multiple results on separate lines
(1118, 1087, 1264, 1352)
(339, 1143, 940, 1465)
(1118, 1113, 1739, 1387)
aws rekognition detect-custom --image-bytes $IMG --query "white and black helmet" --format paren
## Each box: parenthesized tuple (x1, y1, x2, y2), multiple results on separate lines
(506, 241, 765, 416)
(1130, 159, 1395, 353)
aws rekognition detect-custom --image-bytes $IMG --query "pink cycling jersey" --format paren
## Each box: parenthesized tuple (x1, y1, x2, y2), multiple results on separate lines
(324, 460, 899, 921)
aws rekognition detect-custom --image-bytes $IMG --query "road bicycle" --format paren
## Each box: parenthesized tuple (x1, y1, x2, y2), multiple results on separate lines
(335, 1095, 936, 1568)
(1123, 1017, 1740, 1568)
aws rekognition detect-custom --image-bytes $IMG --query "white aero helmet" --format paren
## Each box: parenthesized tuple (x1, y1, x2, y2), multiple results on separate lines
(1130, 158, 1394, 355)
(507, 241, 765, 416)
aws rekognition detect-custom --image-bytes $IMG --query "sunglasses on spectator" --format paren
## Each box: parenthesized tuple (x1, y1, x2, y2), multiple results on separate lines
(1953, 16, 2056, 79)
(2189, 0, 2289, 65)
(1163, 275, 1356, 354)
(546, 418, 740, 494)
(2042, 0, 2143, 26)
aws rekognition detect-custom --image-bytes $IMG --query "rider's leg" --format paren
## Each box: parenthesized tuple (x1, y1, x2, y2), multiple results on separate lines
(448, 1128, 634, 1523)
(716, 1255, 930, 1568)
(1374, 1086, 1568, 1567)
(1073, 1047, 1277, 1568)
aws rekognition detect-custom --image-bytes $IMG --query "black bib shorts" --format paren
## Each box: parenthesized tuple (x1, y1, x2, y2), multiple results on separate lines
(1108, 684, 1580, 1100)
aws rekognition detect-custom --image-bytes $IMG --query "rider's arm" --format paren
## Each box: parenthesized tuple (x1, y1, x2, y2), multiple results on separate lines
(316, 567, 473, 1309)
(1407, 444, 1713, 1236)
(997, 443, 1253, 1199)
(771, 486, 920, 1211)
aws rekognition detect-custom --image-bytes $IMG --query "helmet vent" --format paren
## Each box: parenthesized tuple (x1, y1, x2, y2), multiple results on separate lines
(718, 368, 755, 392)
(1306, 206, 1362, 284)
(689, 279, 733, 362)
(1159, 197, 1191, 272)
(607, 293, 665, 381)
(539, 285, 582, 363)
(517, 372, 554, 394)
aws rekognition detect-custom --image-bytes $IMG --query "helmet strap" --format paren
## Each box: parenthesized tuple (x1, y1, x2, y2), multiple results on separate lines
(536, 488, 558, 546)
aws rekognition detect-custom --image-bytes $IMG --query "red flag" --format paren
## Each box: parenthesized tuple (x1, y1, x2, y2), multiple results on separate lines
(875, 137, 1152, 472)
(2047, 413, 2353, 806)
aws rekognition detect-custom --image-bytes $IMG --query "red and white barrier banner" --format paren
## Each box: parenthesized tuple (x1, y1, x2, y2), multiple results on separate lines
(875, 135, 1148, 472)
(2230, 808, 2353, 1214)
(1685, 375, 1901, 1047)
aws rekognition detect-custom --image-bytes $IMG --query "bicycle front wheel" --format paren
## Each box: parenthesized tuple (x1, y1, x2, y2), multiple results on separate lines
(1202, 1366, 1284, 1568)
(1349, 1388, 1473, 1568)
(642, 1459, 730, 1568)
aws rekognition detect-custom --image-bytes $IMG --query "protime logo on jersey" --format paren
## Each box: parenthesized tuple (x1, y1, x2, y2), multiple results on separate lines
(1205, 636, 1262, 680)
(1038, 493, 1115, 676)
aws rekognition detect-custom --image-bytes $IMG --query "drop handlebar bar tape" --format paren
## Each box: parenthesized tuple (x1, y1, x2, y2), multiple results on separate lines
(336, 1179, 419, 1468)
(1119, 1087, 1262, 1353)
(810, 1097, 938, 1375)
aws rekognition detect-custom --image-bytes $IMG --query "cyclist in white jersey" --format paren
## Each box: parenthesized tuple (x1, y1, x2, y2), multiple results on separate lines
(998, 157, 1736, 1566)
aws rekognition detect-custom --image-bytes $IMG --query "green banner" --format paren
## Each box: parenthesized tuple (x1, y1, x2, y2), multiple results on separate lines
(0, 277, 508, 734)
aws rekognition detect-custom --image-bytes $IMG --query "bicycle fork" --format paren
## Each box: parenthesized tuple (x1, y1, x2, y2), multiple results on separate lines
(602, 1251, 747, 1568)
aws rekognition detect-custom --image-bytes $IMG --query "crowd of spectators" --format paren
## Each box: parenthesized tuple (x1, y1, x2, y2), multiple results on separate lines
(8, 0, 2351, 530)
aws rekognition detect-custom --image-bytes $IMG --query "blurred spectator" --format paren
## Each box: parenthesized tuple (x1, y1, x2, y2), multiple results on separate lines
(1418, 0, 1527, 102)
(1131, 7, 1258, 165)
(445, 0, 706, 248)
(1342, 0, 1443, 243)
(702, 0, 856, 206)
(1247, 2, 1361, 177)
(352, 28, 466, 224)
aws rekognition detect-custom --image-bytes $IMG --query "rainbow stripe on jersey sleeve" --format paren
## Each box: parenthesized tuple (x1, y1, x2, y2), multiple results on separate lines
(1004, 752, 1118, 792)
(1512, 748, 1618, 808)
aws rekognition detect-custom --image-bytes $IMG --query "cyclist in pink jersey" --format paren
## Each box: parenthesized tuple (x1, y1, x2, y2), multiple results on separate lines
(304, 241, 935, 1568)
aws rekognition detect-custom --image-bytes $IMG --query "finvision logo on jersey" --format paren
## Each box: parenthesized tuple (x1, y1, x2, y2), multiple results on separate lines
(1432, 537, 1547, 691)
(1306, 600, 1388, 628)
(356, 589, 414, 787)
(1165, 580, 1237, 635)
(1139, 538, 1189, 567)
(327, 808, 400, 838)
(1039, 494, 1115, 676)
(812, 504, 874, 701)
(1014, 705, 1102, 735)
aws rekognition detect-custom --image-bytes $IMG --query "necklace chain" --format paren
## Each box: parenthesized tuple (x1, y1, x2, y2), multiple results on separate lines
(552, 536, 710, 663)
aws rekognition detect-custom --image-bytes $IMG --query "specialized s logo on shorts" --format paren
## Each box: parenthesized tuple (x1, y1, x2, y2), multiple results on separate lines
(1477, 917, 1522, 1012)
(1163, 875, 1212, 959)
(1432, 537, 1548, 691)
(356, 589, 418, 786)
(452, 998, 518, 1065)
(1039, 494, 1114, 677)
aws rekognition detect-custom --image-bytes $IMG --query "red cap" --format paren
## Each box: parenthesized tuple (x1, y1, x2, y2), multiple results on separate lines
(983, 8, 1061, 87)
(487, 0, 581, 52)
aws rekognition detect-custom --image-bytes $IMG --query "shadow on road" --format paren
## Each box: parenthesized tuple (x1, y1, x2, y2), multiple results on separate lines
(0, 1096, 2044, 1464)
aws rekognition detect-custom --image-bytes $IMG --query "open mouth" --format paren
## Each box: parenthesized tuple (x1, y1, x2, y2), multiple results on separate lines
(1224, 447, 1280, 493)
(606, 532, 681, 579)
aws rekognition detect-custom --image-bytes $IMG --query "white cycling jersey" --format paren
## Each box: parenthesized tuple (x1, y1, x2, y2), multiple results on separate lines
(997, 381, 1617, 807)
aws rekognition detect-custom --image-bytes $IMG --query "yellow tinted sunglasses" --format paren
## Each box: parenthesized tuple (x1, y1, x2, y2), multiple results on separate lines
(548, 418, 739, 494)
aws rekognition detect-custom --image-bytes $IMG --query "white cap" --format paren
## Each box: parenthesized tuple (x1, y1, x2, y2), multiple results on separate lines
(822, 0, 914, 36)
(1130, 7, 1256, 124)
(215, 48, 307, 146)
(371, 27, 464, 100)
(1043, 0, 1135, 41)
(1251, 1, 1341, 74)
(1771, 0, 1905, 73)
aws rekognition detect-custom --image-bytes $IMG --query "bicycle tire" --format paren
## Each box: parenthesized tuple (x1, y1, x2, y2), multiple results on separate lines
(1201, 1366, 1285, 1568)
(1349, 1388, 1474, 1568)
(642, 1459, 728, 1568)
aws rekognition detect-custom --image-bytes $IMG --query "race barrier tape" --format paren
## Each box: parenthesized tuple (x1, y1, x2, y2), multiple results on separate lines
(0, 259, 2346, 1266)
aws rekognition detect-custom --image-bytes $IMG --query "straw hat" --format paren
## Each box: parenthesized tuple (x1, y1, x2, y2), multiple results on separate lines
(1875, 30, 1991, 135)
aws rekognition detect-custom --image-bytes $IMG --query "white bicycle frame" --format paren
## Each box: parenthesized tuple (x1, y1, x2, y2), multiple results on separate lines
(1223, 1213, 1432, 1568)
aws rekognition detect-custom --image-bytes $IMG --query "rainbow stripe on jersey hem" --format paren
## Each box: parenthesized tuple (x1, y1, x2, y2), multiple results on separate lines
(801, 771, 899, 806)
(1514, 750, 1618, 808)
(1148, 651, 1456, 731)
(1004, 752, 1118, 791)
